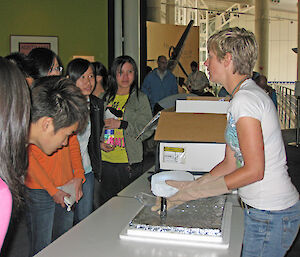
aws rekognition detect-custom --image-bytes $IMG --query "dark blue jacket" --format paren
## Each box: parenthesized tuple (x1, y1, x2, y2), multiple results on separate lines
(141, 68, 178, 110)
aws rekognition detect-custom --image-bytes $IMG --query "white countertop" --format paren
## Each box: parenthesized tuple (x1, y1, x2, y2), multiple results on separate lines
(36, 197, 244, 257)
(36, 168, 244, 257)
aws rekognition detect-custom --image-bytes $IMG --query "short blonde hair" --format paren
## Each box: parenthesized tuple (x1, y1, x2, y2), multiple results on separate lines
(207, 27, 258, 76)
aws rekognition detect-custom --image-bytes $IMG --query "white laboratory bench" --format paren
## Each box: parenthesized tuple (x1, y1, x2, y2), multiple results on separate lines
(35, 169, 244, 257)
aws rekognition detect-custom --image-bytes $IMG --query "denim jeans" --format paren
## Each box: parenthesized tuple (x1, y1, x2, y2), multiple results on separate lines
(74, 172, 94, 224)
(25, 188, 74, 256)
(242, 200, 300, 257)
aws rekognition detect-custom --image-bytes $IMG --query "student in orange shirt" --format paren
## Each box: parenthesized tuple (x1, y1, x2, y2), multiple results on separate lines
(25, 76, 89, 256)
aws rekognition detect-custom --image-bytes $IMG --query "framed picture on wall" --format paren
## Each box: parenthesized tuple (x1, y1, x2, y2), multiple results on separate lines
(10, 35, 58, 55)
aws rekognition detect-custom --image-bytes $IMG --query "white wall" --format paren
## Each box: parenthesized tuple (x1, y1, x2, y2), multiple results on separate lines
(222, 10, 297, 82)
(269, 11, 297, 82)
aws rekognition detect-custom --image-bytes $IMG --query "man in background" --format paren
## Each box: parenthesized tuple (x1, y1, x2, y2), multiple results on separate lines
(186, 61, 210, 96)
(142, 55, 178, 111)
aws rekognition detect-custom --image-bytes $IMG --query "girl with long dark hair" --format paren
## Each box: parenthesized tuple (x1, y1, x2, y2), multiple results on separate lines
(97, 56, 153, 206)
(66, 58, 112, 219)
(0, 57, 31, 249)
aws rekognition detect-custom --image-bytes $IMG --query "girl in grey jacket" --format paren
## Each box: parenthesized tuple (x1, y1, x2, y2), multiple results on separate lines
(98, 55, 153, 206)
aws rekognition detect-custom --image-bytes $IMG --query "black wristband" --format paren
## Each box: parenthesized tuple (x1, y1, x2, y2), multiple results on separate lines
(119, 120, 128, 129)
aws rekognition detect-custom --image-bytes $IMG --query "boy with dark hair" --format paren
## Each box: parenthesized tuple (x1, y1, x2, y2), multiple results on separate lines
(26, 76, 89, 256)
(29, 76, 88, 154)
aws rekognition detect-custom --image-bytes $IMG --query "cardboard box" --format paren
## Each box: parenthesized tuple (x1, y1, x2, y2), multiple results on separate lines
(154, 112, 227, 143)
(154, 112, 227, 172)
(176, 97, 229, 114)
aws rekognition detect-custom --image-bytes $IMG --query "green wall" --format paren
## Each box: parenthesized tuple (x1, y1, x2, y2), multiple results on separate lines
(0, 0, 108, 67)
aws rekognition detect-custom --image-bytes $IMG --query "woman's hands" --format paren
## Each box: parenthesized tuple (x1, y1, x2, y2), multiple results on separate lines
(166, 176, 229, 203)
(151, 173, 228, 213)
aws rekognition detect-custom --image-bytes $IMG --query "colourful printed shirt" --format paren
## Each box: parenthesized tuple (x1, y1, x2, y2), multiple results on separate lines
(102, 94, 129, 163)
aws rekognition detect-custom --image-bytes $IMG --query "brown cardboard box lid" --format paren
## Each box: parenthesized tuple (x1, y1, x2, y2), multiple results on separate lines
(154, 112, 227, 143)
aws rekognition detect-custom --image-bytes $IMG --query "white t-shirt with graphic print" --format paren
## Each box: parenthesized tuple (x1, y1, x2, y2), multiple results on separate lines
(226, 79, 298, 211)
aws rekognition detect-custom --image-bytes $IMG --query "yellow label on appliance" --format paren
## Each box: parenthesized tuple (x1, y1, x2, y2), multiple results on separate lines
(164, 147, 184, 153)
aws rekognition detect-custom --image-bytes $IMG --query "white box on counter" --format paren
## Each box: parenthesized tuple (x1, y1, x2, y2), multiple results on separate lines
(159, 142, 225, 172)
(176, 97, 229, 114)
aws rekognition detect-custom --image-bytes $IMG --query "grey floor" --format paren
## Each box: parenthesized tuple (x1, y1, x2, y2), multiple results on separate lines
(1, 129, 300, 257)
